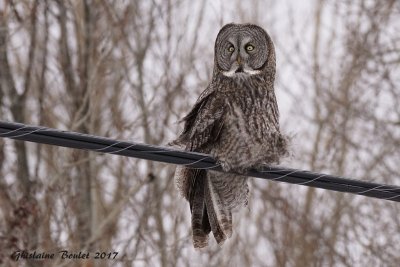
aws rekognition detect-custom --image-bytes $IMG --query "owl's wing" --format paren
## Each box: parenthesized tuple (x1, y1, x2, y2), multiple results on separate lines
(173, 86, 231, 248)
(174, 87, 225, 151)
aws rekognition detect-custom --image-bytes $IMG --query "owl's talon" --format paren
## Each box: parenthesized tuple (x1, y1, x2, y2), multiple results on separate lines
(219, 161, 232, 172)
(219, 160, 248, 174)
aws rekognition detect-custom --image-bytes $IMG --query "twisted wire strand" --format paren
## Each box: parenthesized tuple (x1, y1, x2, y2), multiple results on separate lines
(1, 120, 399, 202)
(94, 141, 125, 151)
(259, 167, 400, 197)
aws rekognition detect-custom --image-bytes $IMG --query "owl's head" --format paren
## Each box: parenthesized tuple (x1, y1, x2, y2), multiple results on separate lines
(213, 23, 275, 81)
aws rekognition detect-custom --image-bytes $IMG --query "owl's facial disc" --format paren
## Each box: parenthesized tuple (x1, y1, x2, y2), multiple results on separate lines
(215, 24, 272, 79)
(220, 36, 264, 78)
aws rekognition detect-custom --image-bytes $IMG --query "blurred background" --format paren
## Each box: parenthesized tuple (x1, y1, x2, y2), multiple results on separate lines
(0, 0, 399, 266)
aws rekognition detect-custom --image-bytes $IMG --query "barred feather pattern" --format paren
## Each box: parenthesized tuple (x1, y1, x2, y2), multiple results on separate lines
(173, 23, 288, 248)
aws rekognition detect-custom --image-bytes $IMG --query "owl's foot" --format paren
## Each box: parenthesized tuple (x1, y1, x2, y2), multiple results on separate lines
(254, 164, 271, 172)
(219, 160, 248, 174)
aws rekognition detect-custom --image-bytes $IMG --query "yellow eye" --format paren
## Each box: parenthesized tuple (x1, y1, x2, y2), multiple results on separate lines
(228, 46, 235, 52)
(246, 44, 254, 51)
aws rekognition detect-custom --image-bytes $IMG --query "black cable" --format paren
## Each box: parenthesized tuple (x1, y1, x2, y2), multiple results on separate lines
(1, 120, 399, 202)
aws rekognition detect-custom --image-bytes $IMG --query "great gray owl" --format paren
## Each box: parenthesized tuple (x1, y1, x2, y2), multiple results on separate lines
(173, 23, 288, 248)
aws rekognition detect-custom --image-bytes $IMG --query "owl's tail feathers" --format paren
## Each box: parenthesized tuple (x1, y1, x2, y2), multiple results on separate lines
(190, 173, 233, 248)
(204, 175, 233, 245)
(190, 170, 211, 249)
(176, 167, 233, 248)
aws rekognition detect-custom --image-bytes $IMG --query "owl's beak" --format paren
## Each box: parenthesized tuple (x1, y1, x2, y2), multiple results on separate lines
(235, 56, 244, 73)
(236, 56, 241, 65)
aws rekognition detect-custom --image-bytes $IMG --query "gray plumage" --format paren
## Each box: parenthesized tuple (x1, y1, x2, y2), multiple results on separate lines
(173, 23, 288, 248)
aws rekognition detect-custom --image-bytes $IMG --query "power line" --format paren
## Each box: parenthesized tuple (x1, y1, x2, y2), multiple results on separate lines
(0, 120, 399, 202)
